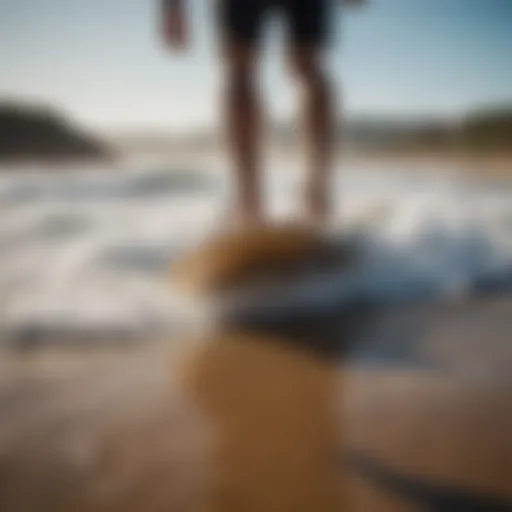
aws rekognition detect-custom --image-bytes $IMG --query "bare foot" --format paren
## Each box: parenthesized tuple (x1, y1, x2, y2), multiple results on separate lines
(218, 204, 267, 235)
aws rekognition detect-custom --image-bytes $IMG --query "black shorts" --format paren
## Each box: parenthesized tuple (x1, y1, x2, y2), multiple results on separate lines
(217, 0, 332, 47)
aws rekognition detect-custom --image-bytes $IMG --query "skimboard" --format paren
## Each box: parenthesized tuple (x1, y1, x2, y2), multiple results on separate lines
(169, 223, 361, 346)
(170, 223, 356, 297)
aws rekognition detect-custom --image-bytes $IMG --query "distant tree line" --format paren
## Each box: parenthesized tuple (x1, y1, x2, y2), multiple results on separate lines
(338, 107, 512, 154)
(461, 108, 512, 151)
(4, 99, 507, 161)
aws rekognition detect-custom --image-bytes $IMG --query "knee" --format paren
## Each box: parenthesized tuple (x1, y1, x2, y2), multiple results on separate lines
(289, 54, 329, 95)
(227, 67, 254, 102)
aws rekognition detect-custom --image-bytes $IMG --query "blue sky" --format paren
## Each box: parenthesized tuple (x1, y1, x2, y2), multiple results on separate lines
(1, 0, 511, 133)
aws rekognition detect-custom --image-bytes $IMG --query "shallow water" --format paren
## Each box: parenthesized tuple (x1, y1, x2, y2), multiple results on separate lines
(0, 161, 511, 344)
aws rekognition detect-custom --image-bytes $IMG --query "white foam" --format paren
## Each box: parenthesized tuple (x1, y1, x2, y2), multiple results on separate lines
(0, 162, 511, 341)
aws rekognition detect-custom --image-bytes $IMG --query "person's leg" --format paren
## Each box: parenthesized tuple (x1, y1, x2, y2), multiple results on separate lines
(217, 0, 268, 227)
(289, 47, 333, 225)
(223, 43, 262, 226)
(287, 0, 335, 226)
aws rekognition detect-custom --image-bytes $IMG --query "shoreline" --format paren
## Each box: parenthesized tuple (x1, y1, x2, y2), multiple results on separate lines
(0, 150, 511, 179)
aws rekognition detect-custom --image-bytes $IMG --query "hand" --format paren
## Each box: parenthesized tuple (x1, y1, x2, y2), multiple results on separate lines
(162, 7, 189, 50)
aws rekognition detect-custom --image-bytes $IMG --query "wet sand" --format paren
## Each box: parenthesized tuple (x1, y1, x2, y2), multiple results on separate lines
(0, 296, 511, 511)
(175, 333, 343, 512)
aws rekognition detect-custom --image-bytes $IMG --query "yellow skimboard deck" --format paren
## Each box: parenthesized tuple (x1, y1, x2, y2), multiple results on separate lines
(168, 222, 361, 359)
(170, 223, 355, 297)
